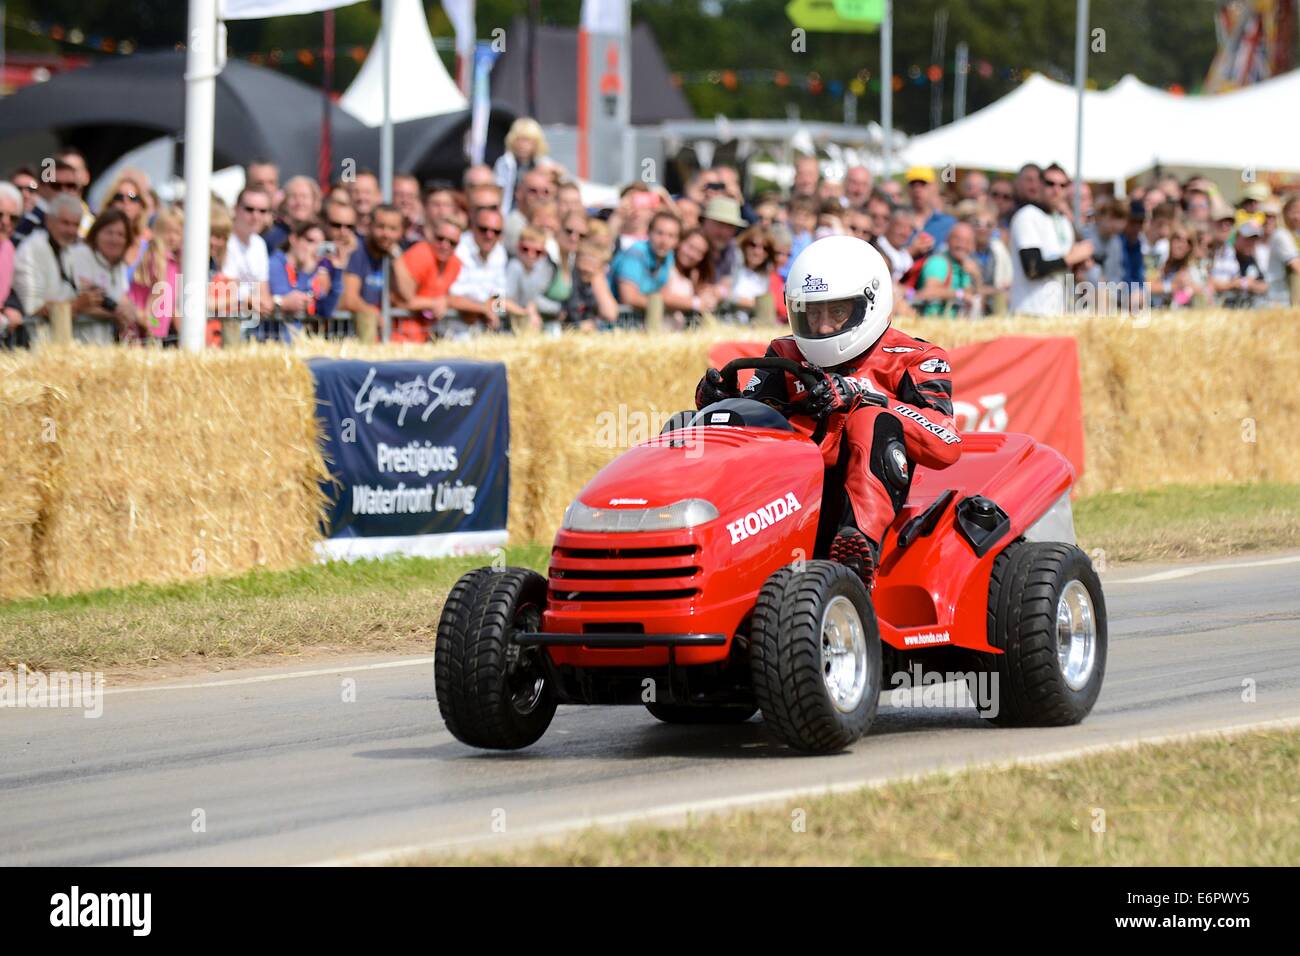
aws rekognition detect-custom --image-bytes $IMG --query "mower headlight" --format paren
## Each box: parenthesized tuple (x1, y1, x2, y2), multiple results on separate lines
(562, 498, 720, 533)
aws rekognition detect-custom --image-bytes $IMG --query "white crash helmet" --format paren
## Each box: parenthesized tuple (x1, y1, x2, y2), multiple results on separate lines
(784, 235, 893, 368)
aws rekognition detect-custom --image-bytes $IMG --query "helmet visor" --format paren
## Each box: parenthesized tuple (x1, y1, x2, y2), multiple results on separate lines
(787, 295, 869, 340)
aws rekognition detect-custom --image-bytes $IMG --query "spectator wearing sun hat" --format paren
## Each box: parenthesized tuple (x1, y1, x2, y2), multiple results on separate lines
(905, 165, 957, 252)
(1207, 197, 1241, 296)
(1236, 183, 1270, 230)
(699, 196, 748, 283)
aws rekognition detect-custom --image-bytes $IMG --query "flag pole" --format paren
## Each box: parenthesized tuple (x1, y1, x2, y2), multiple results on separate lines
(181, 0, 218, 352)
(881, 0, 893, 182)
(320, 7, 334, 189)
(577, 26, 589, 181)
(379, 0, 394, 341)
(1072, 0, 1088, 226)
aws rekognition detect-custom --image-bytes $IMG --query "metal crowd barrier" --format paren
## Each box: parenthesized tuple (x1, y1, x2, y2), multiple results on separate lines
(13, 292, 787, 349)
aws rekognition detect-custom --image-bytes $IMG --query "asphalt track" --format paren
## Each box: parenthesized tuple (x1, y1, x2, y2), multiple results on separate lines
(3, 551, 1298, 866)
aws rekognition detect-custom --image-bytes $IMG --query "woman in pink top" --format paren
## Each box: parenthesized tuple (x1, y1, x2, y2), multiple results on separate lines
(129, 206, 183, 340)
(0, 182, 22, 344)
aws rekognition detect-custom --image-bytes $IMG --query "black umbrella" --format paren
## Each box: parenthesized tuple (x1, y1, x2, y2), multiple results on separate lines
(0, 50, 368, 181)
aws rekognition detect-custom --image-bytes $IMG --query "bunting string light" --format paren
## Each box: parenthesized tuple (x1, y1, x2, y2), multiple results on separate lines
(671, 62, 1195, 96)
(12, 17, 1197, 98)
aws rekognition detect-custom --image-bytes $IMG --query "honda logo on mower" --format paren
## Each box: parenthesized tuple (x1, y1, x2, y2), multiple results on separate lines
(728, 492, 802, 545)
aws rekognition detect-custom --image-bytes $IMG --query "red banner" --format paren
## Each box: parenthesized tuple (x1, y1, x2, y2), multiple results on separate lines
(708, 336, 1085, 478)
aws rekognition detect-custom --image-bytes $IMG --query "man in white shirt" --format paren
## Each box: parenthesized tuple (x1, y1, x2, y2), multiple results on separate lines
(225, 187, 273, 316)
(1265, 196, 1300, 305)
(1009, 166, 1093, 316)
(875, 208, 916, 281)
(446, 207, 511, 338)
(12, 194, 103, 342)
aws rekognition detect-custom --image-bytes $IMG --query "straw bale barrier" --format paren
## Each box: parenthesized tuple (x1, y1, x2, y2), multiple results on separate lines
(1, 309, 1296, 599)
(0, 347, 329, 599)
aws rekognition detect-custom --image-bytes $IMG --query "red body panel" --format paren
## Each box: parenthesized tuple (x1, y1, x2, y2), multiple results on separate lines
(874, 432, 1074, 653)
(543, 428, 822, 668)
(542, 426, 1074, 667)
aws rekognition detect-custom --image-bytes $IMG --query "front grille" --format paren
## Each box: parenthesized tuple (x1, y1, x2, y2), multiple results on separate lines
(557, 587, 698, 602)
(549, 543, 701, 603)
(552, 565, 699, 581)
(554, 545, 697, 560)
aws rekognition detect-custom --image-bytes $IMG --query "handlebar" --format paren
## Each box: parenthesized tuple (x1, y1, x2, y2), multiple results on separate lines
(719, 357, 824, 395)
(717, 356, 830, 445)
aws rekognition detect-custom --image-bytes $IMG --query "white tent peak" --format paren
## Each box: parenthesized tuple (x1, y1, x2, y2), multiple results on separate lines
(339, 0, 466, 127)
(901, 69, 1300, 183)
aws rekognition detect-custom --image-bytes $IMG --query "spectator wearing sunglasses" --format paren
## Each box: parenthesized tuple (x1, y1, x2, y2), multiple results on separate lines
(226, 187, 275, 317)
(505, 226, 558, 332)
(9, 167, 40, 218)
(455, 184, 505, 260)
(728, 224, 780, 319)
(447, 207, 517, 336)
(505, 167, 556, 254)
(989, 177, 1016, 237)
(963, 204, 1012, 313)
(1008, 164, 1093, 316)
(13, 159, 82, 245)
(544, 212, 589, 310)
(322, 199, 359, 273)
(396, 217, 463, 342)
(55, 147, 95, 235)
(100, 172, 151, 277)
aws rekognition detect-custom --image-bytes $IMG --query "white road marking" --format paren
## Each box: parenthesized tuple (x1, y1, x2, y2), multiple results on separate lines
(1107, 553, 1300, 585)
(101, 657, 434, 696)
(308, 713, 1300, 867)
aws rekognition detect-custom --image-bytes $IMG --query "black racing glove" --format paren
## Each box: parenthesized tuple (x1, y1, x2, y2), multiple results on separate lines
(694, 367, 732, 409)
(805, 372, 887, 418)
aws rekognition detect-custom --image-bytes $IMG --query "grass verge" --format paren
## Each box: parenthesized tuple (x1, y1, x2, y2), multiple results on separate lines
(435, 728, 1300, 866)
(1074, 481, 1300, 563)
(1, 482, 1296, 674)
(0, 544, 549, 674)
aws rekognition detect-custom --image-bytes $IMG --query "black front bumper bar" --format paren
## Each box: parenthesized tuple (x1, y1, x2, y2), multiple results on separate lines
(514, 632, 727, 649)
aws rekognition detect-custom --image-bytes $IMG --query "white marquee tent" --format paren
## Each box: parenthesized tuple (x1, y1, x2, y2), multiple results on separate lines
(339, 0, 466, 126)
(901, 70, 1300, 187)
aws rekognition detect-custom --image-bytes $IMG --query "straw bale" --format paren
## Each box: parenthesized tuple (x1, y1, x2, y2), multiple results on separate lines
(1, 346, 328, 597)
(1, 309, 1297, 599)
(0, 368, 62, 598)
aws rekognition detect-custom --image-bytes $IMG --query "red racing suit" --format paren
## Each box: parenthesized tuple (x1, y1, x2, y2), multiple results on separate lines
(731, 327, 962, 546)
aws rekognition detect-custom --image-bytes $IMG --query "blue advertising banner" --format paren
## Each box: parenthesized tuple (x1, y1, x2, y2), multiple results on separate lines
(309, 359, 509, 559)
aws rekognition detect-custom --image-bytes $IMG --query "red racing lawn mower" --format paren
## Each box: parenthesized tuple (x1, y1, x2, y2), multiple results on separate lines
(435, 357, 1107, 754)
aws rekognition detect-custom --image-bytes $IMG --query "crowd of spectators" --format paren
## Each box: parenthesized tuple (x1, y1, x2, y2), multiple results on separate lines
(2, 119, 1297, 348)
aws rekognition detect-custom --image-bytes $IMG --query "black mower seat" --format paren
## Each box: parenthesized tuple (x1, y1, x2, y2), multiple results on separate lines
(689, 398, 795, 432)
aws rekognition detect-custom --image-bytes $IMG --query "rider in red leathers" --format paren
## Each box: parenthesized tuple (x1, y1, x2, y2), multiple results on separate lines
(695, 236, 962, 587)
